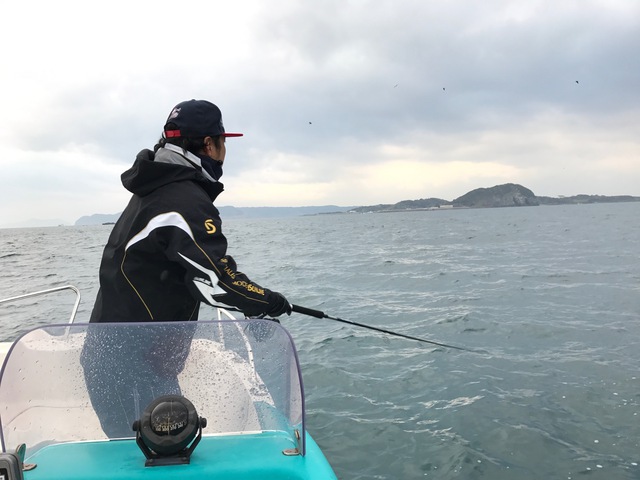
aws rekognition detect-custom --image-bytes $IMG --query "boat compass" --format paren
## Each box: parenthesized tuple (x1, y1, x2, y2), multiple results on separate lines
(132, 395, 207, 466)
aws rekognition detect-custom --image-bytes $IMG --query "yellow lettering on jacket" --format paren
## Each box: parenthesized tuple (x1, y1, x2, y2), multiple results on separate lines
(204, 219, 216, 234)
(232, 280, 265, 296)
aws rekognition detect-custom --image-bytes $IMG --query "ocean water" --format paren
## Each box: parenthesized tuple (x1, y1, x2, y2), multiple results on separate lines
(1, 202, 639, 479)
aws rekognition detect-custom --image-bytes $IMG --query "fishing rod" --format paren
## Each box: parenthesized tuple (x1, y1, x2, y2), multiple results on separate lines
(291, 304, 475, 352)
(216, 304, 478, 352)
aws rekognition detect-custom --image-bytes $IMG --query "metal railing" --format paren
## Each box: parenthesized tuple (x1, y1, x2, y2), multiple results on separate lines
(0, 285, 81, 324)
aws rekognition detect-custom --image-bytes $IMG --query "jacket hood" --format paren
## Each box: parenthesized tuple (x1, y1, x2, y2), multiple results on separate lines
(121, 149, 224, 201)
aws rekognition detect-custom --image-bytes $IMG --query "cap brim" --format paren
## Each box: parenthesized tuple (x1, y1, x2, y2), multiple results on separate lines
(223, 133, 243, 137)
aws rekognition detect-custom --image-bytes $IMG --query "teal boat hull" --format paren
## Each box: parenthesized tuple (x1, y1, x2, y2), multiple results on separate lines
(25, 431, 336, 479)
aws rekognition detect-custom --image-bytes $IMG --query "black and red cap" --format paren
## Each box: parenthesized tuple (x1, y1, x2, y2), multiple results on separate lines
(163, 99, 243, 139)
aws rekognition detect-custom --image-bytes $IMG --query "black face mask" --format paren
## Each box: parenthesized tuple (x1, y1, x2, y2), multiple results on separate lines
(199, 155, 223, 181)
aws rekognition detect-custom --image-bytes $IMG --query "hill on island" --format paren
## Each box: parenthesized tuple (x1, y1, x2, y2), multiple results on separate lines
(453, 183, 538, 207)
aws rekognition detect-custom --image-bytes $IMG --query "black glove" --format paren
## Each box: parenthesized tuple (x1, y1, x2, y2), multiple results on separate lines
(265, 292, 292, 317)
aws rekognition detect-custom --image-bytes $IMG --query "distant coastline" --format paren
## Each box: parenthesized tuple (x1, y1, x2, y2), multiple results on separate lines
(71, 183, 640, 226)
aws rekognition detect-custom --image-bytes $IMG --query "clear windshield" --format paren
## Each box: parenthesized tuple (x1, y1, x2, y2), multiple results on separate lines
(0, 320, 305, 457)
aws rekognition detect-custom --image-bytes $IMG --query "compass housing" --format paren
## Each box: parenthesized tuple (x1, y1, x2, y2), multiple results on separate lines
(132, 395, 207, 466)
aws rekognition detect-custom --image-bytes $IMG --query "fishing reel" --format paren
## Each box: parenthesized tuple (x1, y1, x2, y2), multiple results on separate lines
(132, 395, 207, 466)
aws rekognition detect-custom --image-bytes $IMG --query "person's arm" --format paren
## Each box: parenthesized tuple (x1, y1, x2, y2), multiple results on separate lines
(159, 206, 290, 317)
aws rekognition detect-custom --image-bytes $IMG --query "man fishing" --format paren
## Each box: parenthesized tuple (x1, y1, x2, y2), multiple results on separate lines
(90, 99, 291, 323)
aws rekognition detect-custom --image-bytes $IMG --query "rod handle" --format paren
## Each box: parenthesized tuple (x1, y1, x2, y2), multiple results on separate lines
(291, 304, 326, 319)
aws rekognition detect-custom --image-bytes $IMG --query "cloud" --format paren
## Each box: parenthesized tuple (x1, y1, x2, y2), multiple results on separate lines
(1, 0, 639, 226)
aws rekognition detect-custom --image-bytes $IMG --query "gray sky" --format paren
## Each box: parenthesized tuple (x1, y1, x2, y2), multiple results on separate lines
(2, 0, 639, 227)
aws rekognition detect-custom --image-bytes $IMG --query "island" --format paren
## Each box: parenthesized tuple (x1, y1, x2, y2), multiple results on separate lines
(348, 183, 640, 213)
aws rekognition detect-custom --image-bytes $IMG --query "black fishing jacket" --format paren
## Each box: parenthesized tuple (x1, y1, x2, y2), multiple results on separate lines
(90, 145, 279, 322)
